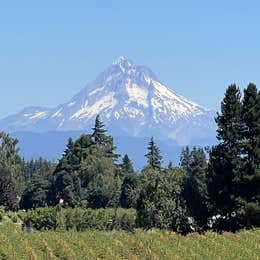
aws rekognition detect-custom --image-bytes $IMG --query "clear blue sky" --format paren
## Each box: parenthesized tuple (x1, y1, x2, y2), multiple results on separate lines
(1, 1, 260, 117)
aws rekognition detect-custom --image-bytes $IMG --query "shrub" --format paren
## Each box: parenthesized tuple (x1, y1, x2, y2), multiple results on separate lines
(20, 207, 58, 230)
(19, 207, 136, 231)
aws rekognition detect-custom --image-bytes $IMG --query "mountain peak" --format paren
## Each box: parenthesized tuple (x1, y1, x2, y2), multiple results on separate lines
(112, 56, 134, 71)
(113, 56, 131, 64)
(0, 57, 215, 145)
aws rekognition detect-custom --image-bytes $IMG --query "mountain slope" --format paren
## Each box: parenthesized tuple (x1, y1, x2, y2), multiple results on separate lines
(0, 56, 216, 145)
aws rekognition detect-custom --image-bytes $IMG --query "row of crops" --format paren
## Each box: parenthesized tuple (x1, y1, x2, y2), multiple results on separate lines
(0, 222, 259, 259)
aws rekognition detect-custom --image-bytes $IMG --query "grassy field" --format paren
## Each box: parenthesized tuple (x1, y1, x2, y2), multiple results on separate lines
(0, 222, 259, 260)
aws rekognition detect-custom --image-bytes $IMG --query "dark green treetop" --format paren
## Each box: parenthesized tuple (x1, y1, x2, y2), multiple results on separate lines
(145, 137, 162, 171)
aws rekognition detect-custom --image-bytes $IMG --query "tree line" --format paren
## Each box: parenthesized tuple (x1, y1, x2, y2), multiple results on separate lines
(0, 83, 259, 233)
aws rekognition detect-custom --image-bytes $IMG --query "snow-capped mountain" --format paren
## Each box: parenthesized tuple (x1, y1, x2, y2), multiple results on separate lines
(0, 56, 216, 145)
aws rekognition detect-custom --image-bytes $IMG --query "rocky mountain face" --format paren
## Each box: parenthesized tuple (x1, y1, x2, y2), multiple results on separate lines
(0, 56, 216, 145)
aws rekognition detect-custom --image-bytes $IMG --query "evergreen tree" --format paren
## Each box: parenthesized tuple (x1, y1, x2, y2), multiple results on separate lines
(92, 114, 107, 145)
(182, 147, 209, 229)
(0, 132, 23, 193)
(180, 146, 191, 172)
(50, 136, 89, 206)
(145, 138, 162, 171)
(52, 116, 119, 208)
(20, 175, 50, 209)
(121, 154, 134, 174)
(0, 168, 18, 210)
(120, 155, 138, 208)
(92, 115, 118, 160)
(22, 157, 56, 186)
(236, 83, 260, 227)
(21, 157, 56, 208)
(64, 137, 74, 155)
(215, 85, 243, 145)
(110, 167, 123, 230)
(208, 85, 243, 230)
(167, 161, 174, 170)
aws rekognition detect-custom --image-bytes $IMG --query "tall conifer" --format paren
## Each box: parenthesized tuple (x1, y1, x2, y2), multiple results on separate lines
(208, 85, 243, 228)
(237, 83, 260, 227)
(145, 138, 162, 171)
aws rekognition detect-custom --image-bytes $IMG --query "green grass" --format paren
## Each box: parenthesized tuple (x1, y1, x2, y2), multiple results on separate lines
(0, 222, 259, 259)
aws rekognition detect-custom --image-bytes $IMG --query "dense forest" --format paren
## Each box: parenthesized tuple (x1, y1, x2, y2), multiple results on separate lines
(0, 83, 259, 234)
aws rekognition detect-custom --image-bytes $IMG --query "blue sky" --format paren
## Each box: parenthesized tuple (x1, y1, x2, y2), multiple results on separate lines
(1, 1, 260, 117)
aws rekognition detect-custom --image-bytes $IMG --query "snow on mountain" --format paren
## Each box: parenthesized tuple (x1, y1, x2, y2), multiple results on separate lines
(0, 56, 216, 145)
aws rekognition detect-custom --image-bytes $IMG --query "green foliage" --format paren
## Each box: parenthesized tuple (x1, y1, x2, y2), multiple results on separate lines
(145, 137, 162, 171)
(20, 175, 50, 209)
(51, 115, 120, 209)
(0, 168, 18, 210)
(92, 114, 119, 159)
(120, 154, 138, 209)
(208, 83, 260, 230)
(11, 213, 18, 223)
(121, 154, 134, 173)
(52, 170, 80, 207)
(19, 207, 136, 231)
(180, 146, 192, 171)
(136, 167, 189, 233)
(236, 83, 260, 227)
(0, 132, 23, 193)
(120, 172, 139, 208)
(20, 158, 56, 209)
(181, 147, 209, 229)
(208, 85, 243, 230)
(0, 84, 259, 234)
(22, 157, 55, 185)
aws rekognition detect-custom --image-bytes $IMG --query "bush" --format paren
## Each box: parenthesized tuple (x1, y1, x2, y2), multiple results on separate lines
(19, 207, 136, 231)
(20, 207, 58, 230)
(7, 211, 18, 223)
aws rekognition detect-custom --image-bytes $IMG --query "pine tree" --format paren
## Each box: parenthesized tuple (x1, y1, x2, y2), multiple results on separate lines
(121, 154, 134, 174)
(52, 117, 119, 209)
(64, 137, 74, 155)
(145, 137, 162, 171)
(237, 83, 260, 227)
(208, 85, 243, 230)
(92, 114, 107, 145)
(91, 115, 118, 159)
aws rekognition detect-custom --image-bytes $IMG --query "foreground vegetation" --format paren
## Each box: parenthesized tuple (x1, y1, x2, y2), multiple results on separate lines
(0, 222, 259, 260)
(0, 83, 259, 236)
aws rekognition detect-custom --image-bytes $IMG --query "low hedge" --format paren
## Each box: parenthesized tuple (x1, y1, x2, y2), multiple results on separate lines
(19, 207, 136, 232)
